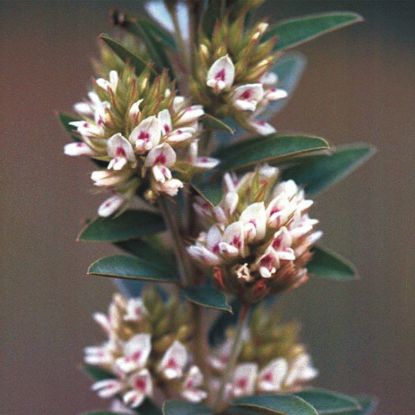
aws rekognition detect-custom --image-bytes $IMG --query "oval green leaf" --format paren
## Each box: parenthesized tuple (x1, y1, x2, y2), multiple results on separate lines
(266, 12, 363, 51)
(87, 255, 179, 283)
(308, 246, 357, 281)
(296, 388, 361, 414)
(214, 135, 329, 172)
(162, 400, 212, 415)
(184, 286, 232, 312)
(78, 210, 166, 243)
(281, 144, 376, 196)
(233, 394, 318, 415)
(100, 33, 156, 75)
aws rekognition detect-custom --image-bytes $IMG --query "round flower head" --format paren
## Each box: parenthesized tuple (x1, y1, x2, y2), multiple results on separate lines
(188, 166, 322, 303)
(209, 306, 318, 399)
(84, 289, 206, 408)
(65, 58, 218, 217)
(190, 15, 287, 134)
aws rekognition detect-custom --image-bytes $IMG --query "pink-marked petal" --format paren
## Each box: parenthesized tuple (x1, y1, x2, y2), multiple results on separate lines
(232, 363, 258, 397)
(233, 84, 264, 112)
(257, 358, 288, 392)
(207, 55, 235, 92)
(159, 340, 188, 379)
(98, 194, 126, 217)
(64, 142, 96, 157)
(130, 116, 161, 153)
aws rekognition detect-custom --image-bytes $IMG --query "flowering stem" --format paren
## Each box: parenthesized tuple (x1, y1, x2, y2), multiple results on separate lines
(213, 304, 250, 412)
(158, 195, 193, 286)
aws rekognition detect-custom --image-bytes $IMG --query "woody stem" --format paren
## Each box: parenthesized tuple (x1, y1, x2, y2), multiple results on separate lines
(213, 304, 250, 412)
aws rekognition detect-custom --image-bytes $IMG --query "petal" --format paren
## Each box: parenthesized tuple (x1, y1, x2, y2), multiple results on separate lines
(233, 84, 264, 112)
(249, 119, 276, 136)
(124, 298, 147, 321)
(257, 358, 288, 392)
(232, 363, 258, 397)
(187, 245, 221, 266)
(223, 191, 239, 216)
(240, 202, 267, 241)
(93, 312, 111, 333)
(260, 72, 278, 86)
(206, 225, 222, 252)
(158, 109, 173, 135)
(130, 116, 161, 152)
(128, 368, 153, 398)
(176, 105, 204, 125)
(92, 379, 123, 398)
(152, 165, 172, 183)
(98, 194, 126, 217)
(129, 99, 143, 121)
(145, 143, 176, 167)
(118, 333, 152, 371)
(107, 133, 136, 163)
(159, 340, 188, 379)
(265, 87, 288, 101)
(64, 142, 96, 157)
(207, 55, 235, 91)
(155, 178, 184, 197)
(192, 156, 220, 170)
(167, 127, 196, 143)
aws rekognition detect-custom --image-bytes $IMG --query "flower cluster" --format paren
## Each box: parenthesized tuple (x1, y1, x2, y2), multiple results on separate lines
(191, 18, 287, 134)
(210, 307, 318, 398)
(64, 65, 218, 216)
(84, 290, 206, 408)
(188, 165, 322, 303)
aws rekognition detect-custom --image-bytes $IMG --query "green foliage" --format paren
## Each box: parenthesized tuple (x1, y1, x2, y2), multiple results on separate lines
(82, 364, 115, 381)
(266, 12, 363, 51)
(232, 395, 318, 415)
(87, 255, 179, 283)
(100, 34, 155, 75)
(78, 210, 166, 242)
(295, 388, 361, 414)
(162, 400, 212, 415)
(282, 144, 376, 196)
(214, 135, 329, 172)
(308, 246, 357, 281)
(58, 112, 78, 135)
(184, 285, 232, 312)
(203, 113, 235, 134)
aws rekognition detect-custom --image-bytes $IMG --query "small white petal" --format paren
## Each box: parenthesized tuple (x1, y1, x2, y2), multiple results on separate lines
(249, 119, 276, 136)
(92, 379, 122, 399)
(207, 55, 235, 92)
(64, 142, 96, 157)
(158, 109, 173, 135)
(233, 84, 264, 112)
(98, 194, 126, 217)
(257, 358, 288, 392)
(130, 116, 162, 153)
(260, 72, 278, 86)
(232, 363, 258, 397)
(155, 178, 183, 197)
(129, 99, 143, 121)
(176, 105, 204, 125)
(265, 87, 288, 101)
(159, 340, 188, 379)
(145, 143, 176, 167)
(240, 202, 267, 241)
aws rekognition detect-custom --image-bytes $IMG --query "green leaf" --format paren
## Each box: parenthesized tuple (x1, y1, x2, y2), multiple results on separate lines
(266, 12, 363, 51)
(262, 52, 307, 118)
(191, 177, 223, 206)
(88, 255, 179, 283)
(282, 144, 376, 196)
(233, 395, 318, 415)
(308, 246, 357, 281)
(203, 113, 235, 134)
(78, 210, 166, 243)
(58, 112, 78, 134)
(208, 299, 242, 346)
(162, 400, 212, 415)
(296, 388, 361, 414)
(184, 285, 232, 312)
(82, 364, 115, 381)
(353, 396, 378, 415)
(100, 33, 155, 75)
(214, 134, 329, 172)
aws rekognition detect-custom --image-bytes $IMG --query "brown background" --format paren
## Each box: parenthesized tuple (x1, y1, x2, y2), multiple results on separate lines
(1, 1, 414, 414)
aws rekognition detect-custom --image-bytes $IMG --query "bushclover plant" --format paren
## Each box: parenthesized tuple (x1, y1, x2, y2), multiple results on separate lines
(59, 1, 377, 414)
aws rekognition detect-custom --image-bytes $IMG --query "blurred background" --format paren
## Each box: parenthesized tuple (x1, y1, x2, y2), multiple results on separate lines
(1, 1, 414, 414)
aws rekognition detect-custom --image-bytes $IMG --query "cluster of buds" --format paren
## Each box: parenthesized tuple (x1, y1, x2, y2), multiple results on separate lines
(64, 64, 218, 217)
(191, 17, 287, 135)
(188, 165, 322, 303)
(84, 289, 207, 408)
(210, 307, 318, 398)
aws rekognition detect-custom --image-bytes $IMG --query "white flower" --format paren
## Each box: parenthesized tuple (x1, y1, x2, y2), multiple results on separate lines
(187, 245, 221, 266)
(257, 358, 288, 392)
(158, 340, 188, 379)
(240, 202, 267, 242)
(124, 298, 147, 322)
(231, 363, 258, 397)
(284, 353, 318, 388)
(158, 109, 173, 135)
(207, 55, 235, 92)
(116, 334, 152, 374)
(233, 84, 264, 112)
(249, 119, 276, 136)
(69, 120, 104, 138)
(265, 87, 288, 101)
(64, 142, 96, 157)
(130, 116, 162, 153)
(219, 222, 245, 258)
(123, 369, 153, 408)
(181, 366, 207, 402)
(98, 194, 126, 217)
(188, 141, 220, 169)
(176, 105, 205, 125)
(155, 178, 184, 197)
(145, 143, 176, 184)
(129, 99, 143, 122)
(167, 127, 197, 143)
(92, 379, 123, 399)
(107, 133, 136, 171)
(84, 343, 115, 366)
(96, 70, 119, 93)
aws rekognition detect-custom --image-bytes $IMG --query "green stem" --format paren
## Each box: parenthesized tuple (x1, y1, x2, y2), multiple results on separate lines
(213, 304, 250, 412)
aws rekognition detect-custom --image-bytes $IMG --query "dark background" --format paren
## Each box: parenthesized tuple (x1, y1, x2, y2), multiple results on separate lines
(1, 1, 414, 414)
